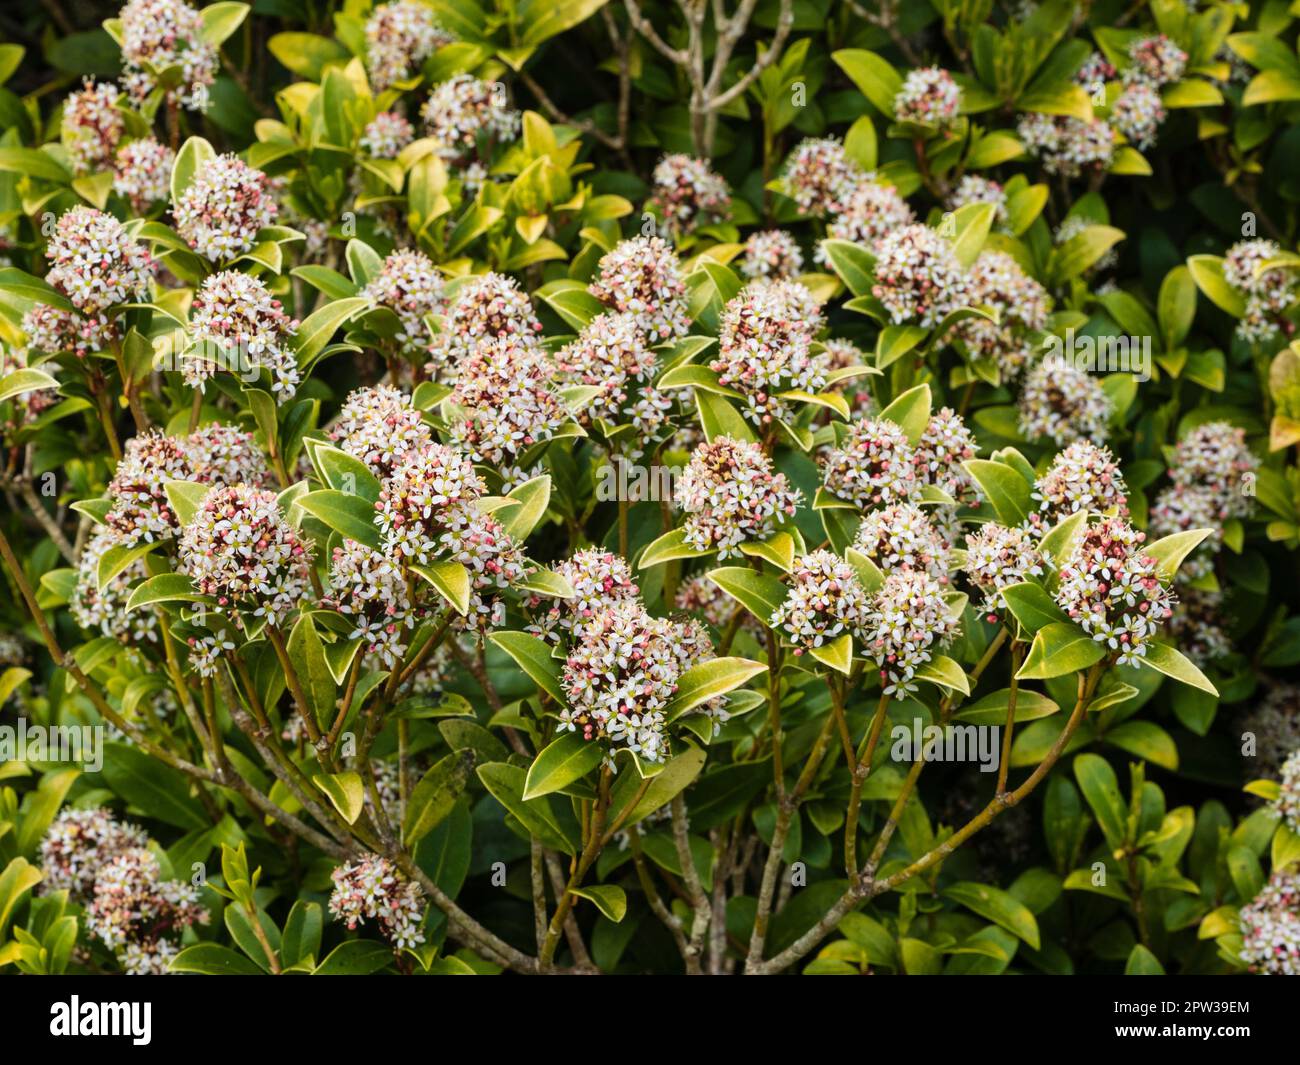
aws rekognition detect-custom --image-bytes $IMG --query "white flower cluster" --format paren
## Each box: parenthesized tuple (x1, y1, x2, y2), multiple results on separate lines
(947, 175, 1007, 227)
(374, 441, 484, 565)
(328, 541, 419, 667)
(62, 80, 123, 174)
(1165, 588, 1232, 668)
(173, 154, 277, 264)
(186, 422, 274, 488)
(854, 502, 951, 583)
(448, 335, 565, 464)
(361, 247, 447, 356)
(675, 436, 801, 557)
(1054, 516, 1176, 666)
(329, 855, 427, 950)
(588, 236, 691, 343)
(955, 251, 1051, 380)
(820, 180, 915, 261)
(104, 430, 194, 544)
(45, 206, 154, 314)
(1168, 420, 1258, 520)
(647, 153, 731, 239)
(329, 383, 435, 477)
(916, 407, 982, 505)
(781, 137, 865, 216)
(1223, 239, 1296, 343)
(554, 311, 659, 426)
(1017, 361, 1113, 445)
(820, 416, 918, 508)
(365, 1, 452, 91)
(361, 111, 415, 158)
(1241, 684, 1300, 776)
(1017, 113, 1115, 177)
(71, 527, 161, 644)
(741, 229, 805, 280)
(112, 138, 175, 212)
(1127, 34, 1187, 88)
(1110, 81, 1166, 150)
(710, 280, 828, 426)
(421, 74, 521, 160)
(86, 847, 208, 970)
(1032, 440, 1130, 526)
(861, 570, 961, 694)
(1239, 869, 1300, 976)
(893, 67, 962, 128)
(871, 224, 970, 326)
(428, 271, 542, 375)
(770, 549, 869, 653)
(188, 270, 301, 400)
(1275, 749, 1300, 834)
(119, 0, 217, 112)
(963, 523, 1044, 620)
(23, 304, 117, 360)
(178, 484, 315, 623)
(530, 549, 639, 640)
(39, 807, 149, 899)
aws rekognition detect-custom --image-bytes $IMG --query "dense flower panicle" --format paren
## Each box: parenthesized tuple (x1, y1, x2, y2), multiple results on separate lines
(1148, 483, 1224, 580)
(188, 270, 301, 399)
(365, 1, 451, 91)
(428, 271, 542, 373)
(1076, 51, 1118, 87)
(871, 224, 970, 326)
(329, 855, 427, 950)
(1169, 420, 1258, 517)
(1017, 113, 1115, 177)
(119, 0, 217, 111)
(1033, 440, 1130, 523)
(421, 74, 521, 158)
(329, 384, 434, 477)
(1275, 749, 1300, 834)
(1239, 869, 1300, 975)
(361, 247, 446, 355)
(588, 236, 691, 343)
(71, 528, 160, 644)
(741, 229, 805, 280)
(446, 510, 532, 630)
(1110, 81, 1166, 150)
(963, 523, 1045, 620)
(375, 443, 485, 564)
(676, 436, 801, 557)
(86, 846, 207, 959)
(39, 808, 149, 899)
(22, 304, 117, 359)
(1241, 685, 1300, 776)
(821, 416, 918, 508)
(1127, 34, 1188, 87)
(173, 154, 277, 264)
(770, 550, 869, 652)
(915, 407, 981, 505)
(45, 207, 154, 314)
(711, 280, 828, 425)
(648, 153, 731, 238)
(782, 136, 865, 216)
(946, 175, 1007, 226)
(62, 80, 124, 174)
(854, 503, 951, 582)
(1017, 361, 1113, 445)
(448, 334, 564, 463)
(968, 251, 1051, 330)
(861, 570, 960, 694)
(178, 485, 314, 621)
(1223, 240, 1295, 342)
(819, 180, 915, 257)
(104, 430, 194, 543)
(555, 311, 656, 424)
(531, 549, 639, 639)
(328, 540, 417, 667)
(893, 67, 962, 128)
(1054, 516, 1176, 665)
(185, 423, 273, 487)
(112, 138, 175, 211)
(1167, 588, 1232, 668)
(361, 110, 416, 158)
(559, 600, 685, 762)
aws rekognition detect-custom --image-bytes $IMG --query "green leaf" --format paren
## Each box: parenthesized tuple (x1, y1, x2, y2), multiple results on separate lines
(810, 634, 853, 675)
(296, 489, 381, 550)
(165, 479, 211, 527)
(0, 368, 59, 403)
(0, 268, 74, 311)
(1186, 255, 1246, 317)
(708, 567, 788, 625)
(1073, 752, 1128, 850)
(523, 733, 604, 800)
(280, 900, 322, 968)
(571, 884, 627, 922)
(0, 149, 71, 185)
(954, 688, 1059, 725)
(170, 943, 264, 975)
(170, 136, 216, 204)
(608, 745, 706, 828)
(499, 475, 551, 540)
(412, 561, 471, 616)
(312, 772, 365, 824)
(404, 749, 476, 845)
(1157, 264, 1196, 350)
(943, 881, 1040, 950)
(819, 239, 876, 297)
(1140, 642, 1218, 696)
(1125, 944, 1166, 975)
(312, 940, 393, 975)
(101, 742, 208, 830)
(914, 655, 970, 695)
(267, 32, 351, 80)
(1001, 581, 1069, 634)
(294, 297, 372, 366)
(125, 573, 209, 612)
(832, 49, 902, 116)
(1144, 529, 1212, 582)
(199, 2, 250, 46)
(476, 762, 576, 854)
(1016, 622, 1106, 680)
(638, 528, 714, 568)
(878, 383, 931, 445)
(489, 631, 565, 702)
(664, 657, 766, 720)
(964, 460, 1031, 526)
(948, 202, 997, 268)
(1105, 721, 1179, 771)
(287, 614, 336, 729)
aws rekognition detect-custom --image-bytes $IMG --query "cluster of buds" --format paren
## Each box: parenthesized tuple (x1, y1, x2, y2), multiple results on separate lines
(1275, 749, 1300, 834)
(854, 503, 951, 583)
(178, 485, 315, 623)
(361, 111, 416, 159)
(554, 311, 657, 425)
(112, 138, 175, 212)
(1223, 239, 1296, 343)
(1054, 517, 1176, 666)
(530, 549, 639, 640)
(448, 335, 564, 464)
(861, 570, 961, 694)
(947, 175, 1007, 227)
(329, 384, 434, 478)
(1126, 34, 1187, 88)
(446, 510, 532, 631)
(1148, 484, 1224, 581)
(327, 541, 418, 667)
(119, 0, 217, 111)
(871, 224, 970, 327)
(361, 247, 447, 356)
(1017, 113, 1115, 178)
(23, 304, 118, 360)
(675, 571, 748, 631)
(781, 137, 865, 216)
(365, 1, 452, 91)
(71, 527, 161, 644)
(647, 154, 731, 239)
(915, 407, 981, 505)
(421, 74, 520, 160)
(1110, 81, 1166, 150)
(1017, 361, 1113, 445)
(1238, 869, 1300, 976)
(820, 180, 915, 259)
(173, 154, 277, 264)
(741, 229, 805, 280)
(1241, 684, 1300, 776)
(1076, 51, 1117, 88)
(675, 436, 801, 557)
(329, 855, 428, 950)
(86, 847, 208, 973)
(104, 430, 194, 543)
(62, 80, 124, 174)
(1168, 420, 1258, 520)
(821, 416, 918, 508)
(188, 270, 301, 400)
(375, 442, 485, 565)
(770, 550, 869, 653)
(39, 807, 149, 899)
(956, 252, 1051, 380)
(893, 67, 962, 129)
(1032, 440, 1130, 527)
(588, 236, 690, 343)
(711, 280, 828, 426)
(45, 207, 154, 315)
(963, 523, 1045, 620)
(428, 271, 543, 375)
(186, 422, 273, 488)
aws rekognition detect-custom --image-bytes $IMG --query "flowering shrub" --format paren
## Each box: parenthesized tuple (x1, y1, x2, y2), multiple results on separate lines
(2, 0, 1300, 983)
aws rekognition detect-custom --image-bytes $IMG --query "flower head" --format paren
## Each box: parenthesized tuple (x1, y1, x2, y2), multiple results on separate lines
(375, 443, 484, 565)
(871, 224, 970, 327)
(741, 229, 805, 280)
(329, 854, 427, 950)
(328, 384, 434, 478)
(361, 248, 446, 356)
(421, 74, 520, 159)
(1018, 361, 1112, 445)
(893, 67, 962, 128)
(85, 846, 207, 969)
(365, 1, 452, 91)
(532, 549, 639, 639)
(1126, 35, 1187, 88)
(104, 430, 194, 543)
(361, 110, 416, 158)
(428, 271, 542, 375)
(112, 138, 175, 211)
(782, 137, 865, 216)
(1017, 113, 1114, 177)
(1168, 420, 1258, 518)
(1239, 869, 1300, 976)
(327, 540, 419, 667)
(448, 334, 564, 464)
(854, 502, 951, 582)
(1033, 440, 1129, 524)
(120, 0, 217, 111)
(819, 180, 915, 258)
(675, 436, 801, 557)
(71, 527, 161, 644)
(648, 153, 730, 239)
(915, 407, 981, 505)
(946, 175, 1007, 226)
(173, 154, 277, 264)
(861, 570, 960, 694)
(39, 807, 149, 900)
(555, 311, 657, 425)
(589, 236, 691, 343)
(45, 207, 154, 314)
(771, 550, 869, 652)
(185, 423, 273, 488)
(1110, 81, 1166, 150)
(188, 271, 300, 400)
(821, 416, 918, 508)
(963, 523, 1044, 620)
(62, 80, 124, 174)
